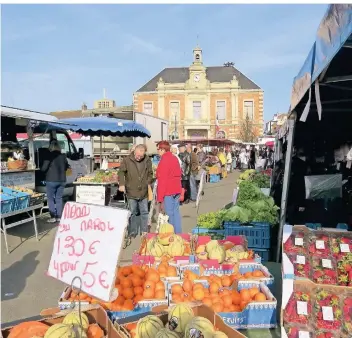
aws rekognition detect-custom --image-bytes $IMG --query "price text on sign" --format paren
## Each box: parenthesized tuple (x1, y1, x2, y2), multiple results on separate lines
(47, 202, 130, 301)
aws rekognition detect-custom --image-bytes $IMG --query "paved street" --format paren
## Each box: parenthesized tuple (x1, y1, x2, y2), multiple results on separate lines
(1, 171, 240, 324)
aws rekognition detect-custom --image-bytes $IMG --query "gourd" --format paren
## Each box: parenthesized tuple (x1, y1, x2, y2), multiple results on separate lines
(44, 323, 76, 338)
(208, 245, 226, 264)
(205, 240, 219, 253)
(136, 315, 164, 338)
(168, 234, 183, 245)
(155, 328, 180, 338)
(184, 317, 215, 338)
(158, 223, 175, 245)
(168, 240, 185, 257)
(9, 321, 50, 338)
(197, 252, 208, 260)
(87, 324, 104, 338)
(146, 237, 157, 254)
(150, 242, 164, 257)
(196, 245, 206, 254)
(167, 303, 194, 334)
(63, 311, 89, 331)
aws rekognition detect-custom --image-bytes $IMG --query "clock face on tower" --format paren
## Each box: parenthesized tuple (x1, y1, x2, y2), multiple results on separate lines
(193, 74, 200, 82)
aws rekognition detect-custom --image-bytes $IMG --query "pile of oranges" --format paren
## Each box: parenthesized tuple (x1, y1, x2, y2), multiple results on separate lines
(182, 269, 266, 282)
(171, 274, 268, 313)
(68, 263, 176, 311)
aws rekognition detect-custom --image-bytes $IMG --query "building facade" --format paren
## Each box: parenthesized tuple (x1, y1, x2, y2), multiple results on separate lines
(133, 46, 264, 141)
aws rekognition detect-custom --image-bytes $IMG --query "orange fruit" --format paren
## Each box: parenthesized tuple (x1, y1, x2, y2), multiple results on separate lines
(155, 290, 165, 299)
(155, 281, 165, 292)
(134, 286, 143, 295)
(219, 289, 230, 297)
(221, 276, 231, 287)
(146, 270, 160, 283)
(183, 293, 192, 302)
(254, 292, 267, 301)
(252, 270, 264, 277)
(222, 296, 232, 308)
(144, 280, 156, 290)
(167, 266, 178, 277)
(133, 295, 144, 303)
(240, 300, 248, 310)
(232, 305, 241, 312)
(115, 295, 125, 305)
(249, 287, 260, 299)
(120, 278, 132, 288)
(122, 299, 134, 311)
(231, 291, 241, 305)
(193, 283, 204, 290)
(243, 272, 253, 279)
(209, 282, 220, 294)
(121, 266, 132, 277)
(240, 289, 251, 302)
(131, 266, 145, 278)
(203, 297, 212, 307)
(212, 302, 224, 313)
(131, 276, 143, 287)
(171, 284, 183, 294)
(143, 288, 155, 299)
(193, 288, 205, 301)
(122, 288, 134, 300)
(182, 279, 193, 293)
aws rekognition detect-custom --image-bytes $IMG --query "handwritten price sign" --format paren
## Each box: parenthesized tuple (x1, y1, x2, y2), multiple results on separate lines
(47, 202, 130, 301)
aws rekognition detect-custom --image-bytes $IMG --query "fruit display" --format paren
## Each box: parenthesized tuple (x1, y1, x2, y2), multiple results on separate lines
(308, 233, 331, 257)
(6, 311, 105, 338)
(311, 256, 338, 285)
(330, 234, 352, 260)
(342, 294, 352, 333)
(286, 253, 310, 278)
(337, 253, 352, 286)
(76, 169, 119, 183)
(283, 231, 308, 254)
(284, 326, 314, 338)
(283, 286, 312, 325)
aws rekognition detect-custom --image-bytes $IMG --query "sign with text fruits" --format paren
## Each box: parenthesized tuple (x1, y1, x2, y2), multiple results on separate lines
(47, 202, 130, 302)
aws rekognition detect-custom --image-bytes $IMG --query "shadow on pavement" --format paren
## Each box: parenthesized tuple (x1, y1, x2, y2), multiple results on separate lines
(1, 251, 40, 301)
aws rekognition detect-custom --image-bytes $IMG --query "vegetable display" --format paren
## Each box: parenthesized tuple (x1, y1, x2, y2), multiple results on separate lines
(76, 170, 119, 183)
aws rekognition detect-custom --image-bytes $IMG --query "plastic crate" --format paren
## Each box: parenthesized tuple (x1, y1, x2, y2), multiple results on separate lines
(1, 187, 30, 211)
(252, 248, 270, 262)
(209, 174, 220, 183)
(306, 223, 348, 231)
(191, 228, 225, 239)
(223, 222, 271, 249)
(29, 193, 45, 207)
(0, 195, 15, 214)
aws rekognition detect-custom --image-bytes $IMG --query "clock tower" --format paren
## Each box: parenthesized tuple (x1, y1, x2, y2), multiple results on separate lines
(189, 45, 207, 87)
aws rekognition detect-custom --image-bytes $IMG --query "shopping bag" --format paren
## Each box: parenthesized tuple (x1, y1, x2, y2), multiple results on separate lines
(156, 212, 169, 232)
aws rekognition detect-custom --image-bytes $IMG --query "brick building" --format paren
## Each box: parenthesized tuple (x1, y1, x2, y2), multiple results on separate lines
(133, 46, 264, 141)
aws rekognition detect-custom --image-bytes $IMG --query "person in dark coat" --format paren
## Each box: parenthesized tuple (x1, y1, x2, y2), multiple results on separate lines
(178, 144, 191, 204)
(41, 140, 69, 223)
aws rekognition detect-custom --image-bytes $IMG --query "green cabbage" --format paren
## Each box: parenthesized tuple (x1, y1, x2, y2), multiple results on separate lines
(222, 205, 251, 223)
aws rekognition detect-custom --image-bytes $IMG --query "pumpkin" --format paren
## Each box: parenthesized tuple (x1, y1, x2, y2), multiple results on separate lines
(205, 240, 219, 253)
(196, 245, 206, 254)
(62, 311, 89, 331)
(150, 242, 164, 257)
(212, 332, 229, 338)
(155, 328, 180, 338)
(87, 324, 104, 338)
(168, 234, 183, 244)
(184, 317, 215, 338)
(136, 315, 164, 338)
(9, 321, 50, 338)
(167, 241, 185, 257)
(44, 323, 76, 338)
(167, 303, 194, 334)
(208, 245, 226, 264)
(159, 223, 174, 234)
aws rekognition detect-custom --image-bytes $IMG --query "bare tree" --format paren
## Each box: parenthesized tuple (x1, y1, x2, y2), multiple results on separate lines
(239, 114, 257, 142)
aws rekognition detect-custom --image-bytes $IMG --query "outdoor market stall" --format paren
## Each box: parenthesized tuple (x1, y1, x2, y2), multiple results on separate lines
(49, 116, 151, 206)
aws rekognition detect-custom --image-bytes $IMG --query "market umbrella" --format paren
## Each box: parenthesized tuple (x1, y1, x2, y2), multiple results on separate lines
(49, 116, 151, 165)
(265, 141, 274, 148)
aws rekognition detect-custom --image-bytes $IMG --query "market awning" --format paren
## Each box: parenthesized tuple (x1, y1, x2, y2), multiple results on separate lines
(290, 4, 352, 119)
(164, 139, 236, 146)
(49, 116, 151, 138)
(265, 141, 274, 147)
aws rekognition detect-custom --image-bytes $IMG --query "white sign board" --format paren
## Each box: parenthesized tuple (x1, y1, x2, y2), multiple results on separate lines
(47, 202, 130, 301)
(76, 185, 106, 206)
(1, 170, 35, 189)
(196, 170, 206, 210)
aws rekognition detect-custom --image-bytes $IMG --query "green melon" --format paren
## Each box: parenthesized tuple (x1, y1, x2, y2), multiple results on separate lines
(44, 323, 76, 338)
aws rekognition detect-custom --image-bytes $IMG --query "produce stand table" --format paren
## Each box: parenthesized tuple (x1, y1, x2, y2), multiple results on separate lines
(74, 181, 119, 206)
(1, 203, 43, 254)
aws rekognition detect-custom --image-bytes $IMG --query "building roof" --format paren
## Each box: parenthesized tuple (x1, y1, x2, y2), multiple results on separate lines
(136, 66, 261, 92)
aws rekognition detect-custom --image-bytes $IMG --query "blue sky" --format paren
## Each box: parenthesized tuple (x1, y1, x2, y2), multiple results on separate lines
(2, 4, 328, 122)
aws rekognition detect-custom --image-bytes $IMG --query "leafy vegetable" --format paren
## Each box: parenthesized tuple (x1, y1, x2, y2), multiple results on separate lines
(197, 211, 224, 229)
(249, 172, 270, 188)
(237, 180, 264, 207)
(222, 205, 251, 223)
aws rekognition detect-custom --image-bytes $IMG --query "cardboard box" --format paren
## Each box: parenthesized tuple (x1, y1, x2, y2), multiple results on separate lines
(132, 233, 193, 265)
(1, 306, 122, 338)
(118, 304, 246, 338)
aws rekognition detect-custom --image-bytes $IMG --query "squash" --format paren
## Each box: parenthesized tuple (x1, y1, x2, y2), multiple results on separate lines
(9, 321, 50, 338)
(208, 245, 226, 264)
(184, 316, 215, 338)
(167, 303, 194, 334)
(197, 252, 208, 260)
(196, 245, 206, 254)
(159, 223, 174, 234)
(168, 234, 183, 244)
(63, 311, 89, 331)
(145, 237, 157, 254)
(150, 242, 164, 257)
(168, 240, 185, 257)
(136, 315, 164, 338)
(87, 324, 104, 338)
(155, 328, 180, 338)
(44, 323, 76, 338)
(212, 332, 229, 338)
(205, 240, 219, 253)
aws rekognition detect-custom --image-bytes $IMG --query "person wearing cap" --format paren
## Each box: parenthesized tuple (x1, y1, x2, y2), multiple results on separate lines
(178, 144, 191, 204)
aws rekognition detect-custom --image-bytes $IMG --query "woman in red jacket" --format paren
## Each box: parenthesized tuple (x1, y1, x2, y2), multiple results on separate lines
(156, 141, 182, 233)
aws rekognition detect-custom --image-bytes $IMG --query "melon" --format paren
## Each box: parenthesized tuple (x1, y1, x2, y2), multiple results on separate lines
(63, 311, 89, 331)
(212, 332, 229, 338)
(146, 237, 157, 254)
(150, 242, 165, 257)
(136, 315, 164, 338)
(44, 323, 76, 338)
(159, 223, 174, 234)
(168, 240, 185, 257)
(184, 317, 215, 338)
(73, 326, 88, 338)
(167, 303, 194, 334)
(197, 252, 208, 260)
(208, 245, 226, 264)
(9, 321, 50, 338)
(168, 234, 183, 244)
(205, 240, 219, 253)
(196, 245, 206, 254)
(156, 328, 180, 338)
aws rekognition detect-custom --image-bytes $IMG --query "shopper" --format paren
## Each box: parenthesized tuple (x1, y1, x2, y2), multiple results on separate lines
(41, 140, 69, 223)
(218, 148, 226, 168)
(118, 144, 153, 237)
(239, 149, 248, 170)
(249, 145, 256, 169)
(226, 150, 233, 172)
(156, 141, 182, 233)
(178, 144, 191, 204)
(171, 144, 182, 167)
(187, 143, 199, 201)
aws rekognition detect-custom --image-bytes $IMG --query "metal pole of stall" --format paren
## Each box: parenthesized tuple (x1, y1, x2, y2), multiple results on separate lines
(100, 134, 103, 167)
(276, 112, 297, 262)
